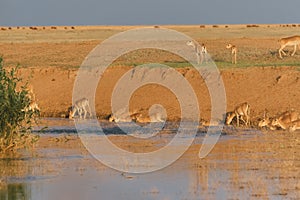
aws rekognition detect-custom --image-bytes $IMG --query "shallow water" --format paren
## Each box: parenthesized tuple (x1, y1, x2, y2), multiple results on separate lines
(1, 118, 299, 199)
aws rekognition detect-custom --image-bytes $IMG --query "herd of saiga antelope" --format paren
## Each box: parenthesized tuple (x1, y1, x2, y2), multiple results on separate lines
(27, 35, 300, 132)
(186, 35, 300, 64)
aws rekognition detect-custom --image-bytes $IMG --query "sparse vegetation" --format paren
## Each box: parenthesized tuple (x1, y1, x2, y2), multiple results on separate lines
(1, 25, 300, 69)
(29, 27, 38, 30)
(246, 24, 259, 28)
(0, 58, 39, 153)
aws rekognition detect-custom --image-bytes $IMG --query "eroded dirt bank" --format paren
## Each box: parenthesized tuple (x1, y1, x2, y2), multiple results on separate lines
(17, 66, 300, 121)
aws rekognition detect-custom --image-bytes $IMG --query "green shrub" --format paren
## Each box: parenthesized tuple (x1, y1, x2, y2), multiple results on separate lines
(0, 57, 39, 153)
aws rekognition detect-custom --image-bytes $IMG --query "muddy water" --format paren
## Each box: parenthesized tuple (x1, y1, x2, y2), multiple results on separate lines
(0, 118, 299, 200)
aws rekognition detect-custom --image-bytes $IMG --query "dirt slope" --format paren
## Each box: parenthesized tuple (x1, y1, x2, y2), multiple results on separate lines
(17, 66, 300, 122)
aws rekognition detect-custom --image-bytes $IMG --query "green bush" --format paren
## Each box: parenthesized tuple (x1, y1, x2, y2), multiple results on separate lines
(0, 57, 39, 153)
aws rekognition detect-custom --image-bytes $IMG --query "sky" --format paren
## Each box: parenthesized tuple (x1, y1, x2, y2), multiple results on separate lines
(1, 0, 300, 26)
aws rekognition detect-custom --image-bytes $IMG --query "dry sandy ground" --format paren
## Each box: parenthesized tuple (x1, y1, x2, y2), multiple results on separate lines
(15, 65, 300, 123)
(0, 25, 299, 122)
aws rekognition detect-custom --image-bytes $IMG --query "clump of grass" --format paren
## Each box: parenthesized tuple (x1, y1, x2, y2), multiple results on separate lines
(246, 24, 259, 28)
(29, 27, 38, 30)
(0, 57, 39, 153)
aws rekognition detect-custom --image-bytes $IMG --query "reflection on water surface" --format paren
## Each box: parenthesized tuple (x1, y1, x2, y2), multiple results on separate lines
(0, 118, 299, 199)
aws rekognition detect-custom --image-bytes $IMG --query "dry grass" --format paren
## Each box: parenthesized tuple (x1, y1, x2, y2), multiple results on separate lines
(0, 25, 300, 69)
(1, 24, 300, 42)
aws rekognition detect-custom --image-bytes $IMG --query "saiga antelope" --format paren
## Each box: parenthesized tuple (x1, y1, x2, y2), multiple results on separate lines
(22, 101, 40, 112)
(22, 85, 40, 112)
(186, 40, 208, 64)
(278, 35, 300, 59)
(28, 101, 40, 112)
(109, 108, 139, 122)
(226, 102, 250, 126)
(258, 111, 276, 130)
(135, 112, 166, 123)
(69, 98, 91, 119)
(258, 117, 276, 130)
(271, 110, 299, 130)
(289, 119, 300, 132)
(226, 43, 237, 64)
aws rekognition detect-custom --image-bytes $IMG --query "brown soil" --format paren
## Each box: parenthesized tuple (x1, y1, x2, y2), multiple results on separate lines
(15, 66, 300, 122)
(0, 25, 300, 122)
